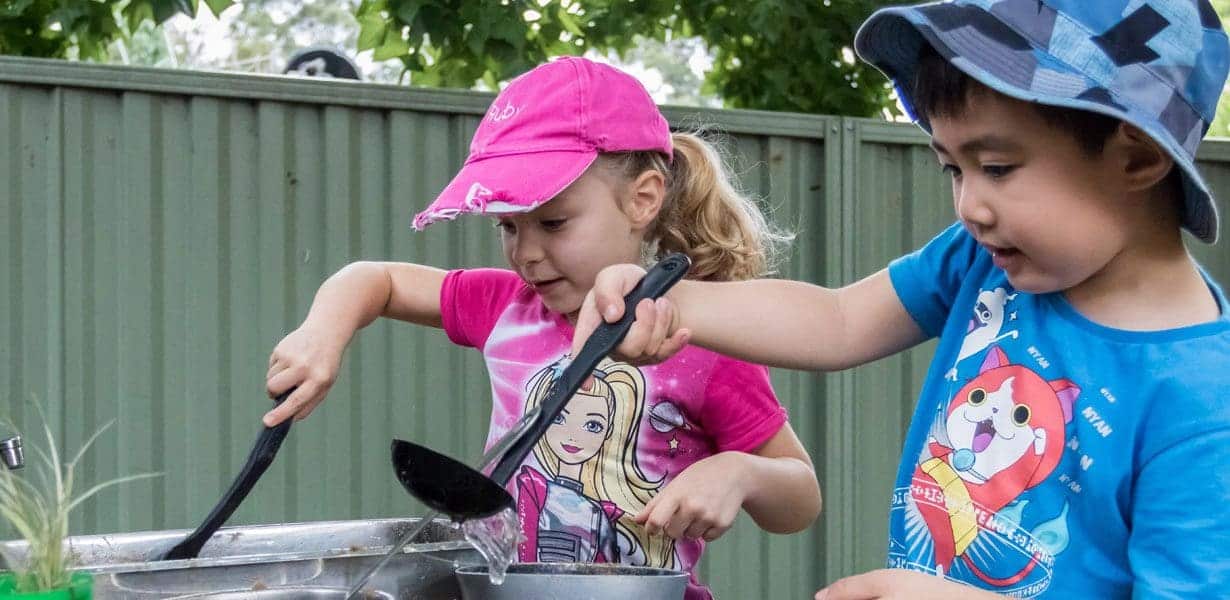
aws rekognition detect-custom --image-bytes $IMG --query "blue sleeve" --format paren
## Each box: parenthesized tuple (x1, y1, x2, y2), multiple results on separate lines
(1128, 427, 1230, 598)
(887, 222, 981, 338)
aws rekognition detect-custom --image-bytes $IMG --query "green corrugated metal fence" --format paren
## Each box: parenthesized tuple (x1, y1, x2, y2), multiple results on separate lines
(4, 56, 1230, 598)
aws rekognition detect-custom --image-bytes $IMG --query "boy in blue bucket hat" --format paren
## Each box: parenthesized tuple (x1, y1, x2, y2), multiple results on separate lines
(570, 1, 1230, 598)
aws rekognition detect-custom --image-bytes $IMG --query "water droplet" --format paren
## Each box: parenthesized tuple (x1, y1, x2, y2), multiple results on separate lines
(460, 507, 522, 585)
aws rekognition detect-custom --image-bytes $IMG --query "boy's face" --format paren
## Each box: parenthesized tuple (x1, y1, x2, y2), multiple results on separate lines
(929, 91, 1138, 295)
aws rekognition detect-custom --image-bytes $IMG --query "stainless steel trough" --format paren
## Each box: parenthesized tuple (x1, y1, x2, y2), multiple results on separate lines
(0, 518, 481, 599)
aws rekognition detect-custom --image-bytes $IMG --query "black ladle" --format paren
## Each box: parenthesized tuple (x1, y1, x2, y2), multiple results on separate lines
(392, 253, 692, 522)
(160, 390, 294, 561)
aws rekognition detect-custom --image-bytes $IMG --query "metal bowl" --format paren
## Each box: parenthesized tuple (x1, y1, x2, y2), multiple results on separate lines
(455, 563, 687, 600)
(169, 587, 394, 599)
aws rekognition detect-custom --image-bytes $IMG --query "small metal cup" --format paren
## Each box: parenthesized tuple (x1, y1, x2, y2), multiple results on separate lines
(1, 436, 23, 470)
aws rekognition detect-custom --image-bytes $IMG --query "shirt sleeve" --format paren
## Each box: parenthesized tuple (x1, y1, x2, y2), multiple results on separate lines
(1127, 426, 1230, 598)
(887, 221, 982, 338)
(439, 268, 526, 350)
(699, 355, 789, 453)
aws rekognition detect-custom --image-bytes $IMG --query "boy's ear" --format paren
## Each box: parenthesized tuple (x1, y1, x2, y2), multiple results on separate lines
(624, 169, 666, 229)
(1110, 123, 1175, 192)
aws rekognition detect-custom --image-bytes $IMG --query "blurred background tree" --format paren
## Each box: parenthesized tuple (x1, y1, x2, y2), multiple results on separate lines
(0, 0, 230, 60)
(353, 0, 898, 117)
(8, 0, 1229, 125)
(1209, 0, 1230, 138)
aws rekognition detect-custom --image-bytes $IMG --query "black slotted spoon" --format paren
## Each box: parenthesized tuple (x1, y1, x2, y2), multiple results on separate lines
(394, 252, 691, 520)
(159, 390, 294, 561)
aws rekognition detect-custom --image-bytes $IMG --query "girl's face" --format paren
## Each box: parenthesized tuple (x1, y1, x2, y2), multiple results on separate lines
(544, 391, 610, 466)
(497, 165, 648, 319)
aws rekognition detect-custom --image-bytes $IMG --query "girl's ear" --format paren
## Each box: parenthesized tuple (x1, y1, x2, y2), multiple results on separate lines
(624, 169, 666, 229)
(1109, 123, 1175, 192)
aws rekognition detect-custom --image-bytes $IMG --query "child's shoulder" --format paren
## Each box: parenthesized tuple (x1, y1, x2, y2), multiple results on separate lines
(648, 346, 775, 400)
(444, 267, 535, 306)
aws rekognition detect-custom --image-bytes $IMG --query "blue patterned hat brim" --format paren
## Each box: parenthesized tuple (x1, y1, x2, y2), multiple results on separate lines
(856, 2, 1221, 243)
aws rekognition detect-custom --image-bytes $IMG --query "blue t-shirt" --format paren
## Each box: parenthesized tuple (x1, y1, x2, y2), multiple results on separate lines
(886, 222, 1230, 599)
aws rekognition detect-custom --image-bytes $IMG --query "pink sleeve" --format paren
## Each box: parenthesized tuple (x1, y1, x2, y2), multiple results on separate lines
(700, 355, 789, 453)
(439, 268, 525, 350)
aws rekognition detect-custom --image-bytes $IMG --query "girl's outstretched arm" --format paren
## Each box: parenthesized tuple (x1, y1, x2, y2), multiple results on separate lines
(634, 424, 820, 541)
(575, 266, 927, 372)
(264, 261, 446, 425)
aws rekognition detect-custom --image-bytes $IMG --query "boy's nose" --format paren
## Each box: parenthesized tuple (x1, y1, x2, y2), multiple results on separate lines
(955, 186, 995, 230)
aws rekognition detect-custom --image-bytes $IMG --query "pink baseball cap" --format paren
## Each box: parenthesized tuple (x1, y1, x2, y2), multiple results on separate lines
(412, 57, 673, 230)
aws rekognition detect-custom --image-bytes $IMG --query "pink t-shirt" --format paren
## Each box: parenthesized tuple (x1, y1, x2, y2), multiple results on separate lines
(441, 268, 788, 600)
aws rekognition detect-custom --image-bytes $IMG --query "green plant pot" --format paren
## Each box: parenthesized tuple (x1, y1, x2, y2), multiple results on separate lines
(0, 572, 92, 599)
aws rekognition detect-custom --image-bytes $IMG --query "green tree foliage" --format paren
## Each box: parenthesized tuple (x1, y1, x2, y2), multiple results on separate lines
(355, 0, 898, 116)
(1208, 0, 1230, 138)
(220, 0, 365, 73)
(0, 0, 231, 61)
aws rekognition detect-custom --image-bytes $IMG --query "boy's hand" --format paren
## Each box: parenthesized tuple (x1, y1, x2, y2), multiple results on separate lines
(634, 452, 747, 542)
(815, 569, 1003, 599)
(263, 323, 350, 426)
(572, 264, 691, 365)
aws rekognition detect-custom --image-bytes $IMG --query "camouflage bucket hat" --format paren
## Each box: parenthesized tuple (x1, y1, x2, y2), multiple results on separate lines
(855, 0, 1230, 243)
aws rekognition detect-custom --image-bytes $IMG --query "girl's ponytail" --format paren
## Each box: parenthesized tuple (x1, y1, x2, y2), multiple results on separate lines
(605, 132, 792, 281)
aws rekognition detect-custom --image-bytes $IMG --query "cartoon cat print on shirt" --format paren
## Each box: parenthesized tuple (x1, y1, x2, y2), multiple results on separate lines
(946, 288, 1019, 380)
(912, 346, 1078, 589)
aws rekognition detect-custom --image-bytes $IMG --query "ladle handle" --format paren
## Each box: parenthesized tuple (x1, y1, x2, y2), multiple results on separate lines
(488, 253, 691, 487)
(160, 390, 294, 561)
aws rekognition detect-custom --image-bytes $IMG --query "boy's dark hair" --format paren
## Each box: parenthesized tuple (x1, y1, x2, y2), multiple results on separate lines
(912, 44, 1121, 156)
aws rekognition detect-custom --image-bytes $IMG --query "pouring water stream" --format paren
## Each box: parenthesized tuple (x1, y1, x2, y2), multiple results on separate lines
(343, 407, 540, 598)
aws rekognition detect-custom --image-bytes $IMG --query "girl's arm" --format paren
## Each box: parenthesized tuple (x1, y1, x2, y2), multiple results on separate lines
(635, 424, 820, 541)
(575, 266, 927, 372)
(264, 261, 447, 425)
(738, 424, 821, 533)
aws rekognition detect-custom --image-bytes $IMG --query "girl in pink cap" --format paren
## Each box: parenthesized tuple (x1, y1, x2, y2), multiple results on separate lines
(263, 57, 820, 599)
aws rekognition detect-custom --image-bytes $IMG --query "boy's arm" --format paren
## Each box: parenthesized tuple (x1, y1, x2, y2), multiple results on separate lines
(574, 266, 927, 372)
(264, 261, 446, 425)
(815, 569, 1005, 599)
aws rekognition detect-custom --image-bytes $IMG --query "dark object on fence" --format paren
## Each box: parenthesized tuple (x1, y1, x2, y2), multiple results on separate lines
(284, 47, 360, 80)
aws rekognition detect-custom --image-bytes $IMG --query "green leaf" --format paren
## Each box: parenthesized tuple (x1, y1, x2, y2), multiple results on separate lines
(201, 0, 234, 17)
(489, 17, 525, 49)
(394, 2, 421, 26)
(355, 0, 386, 17)
(149, 0, 195, 23)
(357, 12, 387, 51)
(0, 0, 35, 19)
(373, 26, 410, 60)
(556, 6, 584, 37)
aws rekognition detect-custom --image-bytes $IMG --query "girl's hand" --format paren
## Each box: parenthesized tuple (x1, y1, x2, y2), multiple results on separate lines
(572, 264, 690, 366)
(634, 452, 747, 542)
(815, 569, 1004, 600)
(263, 323, 351, 426)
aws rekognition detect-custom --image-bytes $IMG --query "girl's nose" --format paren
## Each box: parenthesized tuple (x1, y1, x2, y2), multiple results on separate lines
(511, 231, 545, 265)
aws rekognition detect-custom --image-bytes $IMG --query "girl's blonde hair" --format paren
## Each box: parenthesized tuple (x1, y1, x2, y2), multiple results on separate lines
(601, 131, 793, 281)
(525, 359, 675, 568)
